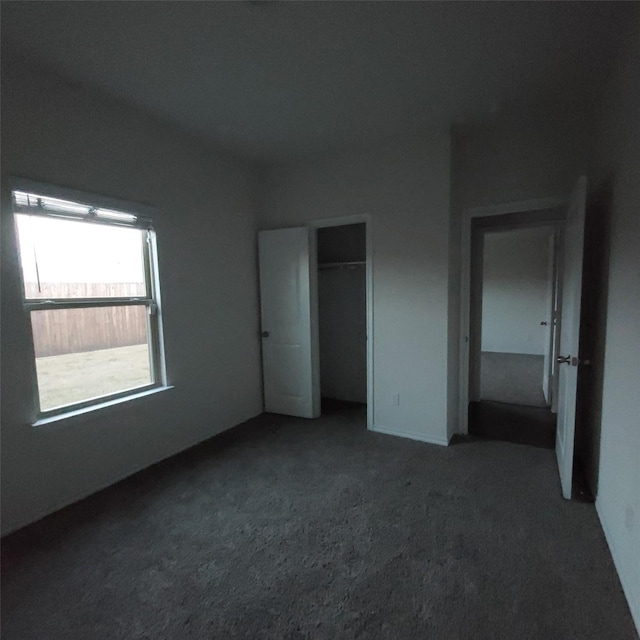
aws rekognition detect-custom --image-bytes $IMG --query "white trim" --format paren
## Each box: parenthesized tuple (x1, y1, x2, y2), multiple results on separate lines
(464, 197, 565, 220)
(3, 406, 262, 536)
(596, 499, 640, 634)
(307, 214, 374, 430)
(371, 424, 449, 447)
(25, 298, 153, 310)
(458, 198, 567, 433)
(148, 229, 168, 388)
(10, 177, 168, 420)
(307, 226, 321, 418)
(33, 385, 174, 427)
(1, 467, 158, 537)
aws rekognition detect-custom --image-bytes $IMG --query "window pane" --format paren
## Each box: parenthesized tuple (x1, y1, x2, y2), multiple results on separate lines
(31, 306, 152, 411)
(15, 214, 146, 299)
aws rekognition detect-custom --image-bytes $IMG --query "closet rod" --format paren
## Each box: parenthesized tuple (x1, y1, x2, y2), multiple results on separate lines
(318, 261, 366, 270)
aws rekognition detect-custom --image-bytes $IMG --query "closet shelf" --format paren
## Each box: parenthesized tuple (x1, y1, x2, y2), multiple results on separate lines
(318, 261, 366, 270)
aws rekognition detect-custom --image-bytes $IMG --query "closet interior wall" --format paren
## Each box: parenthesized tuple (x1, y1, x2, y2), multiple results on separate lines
(317, 224, 367, 405)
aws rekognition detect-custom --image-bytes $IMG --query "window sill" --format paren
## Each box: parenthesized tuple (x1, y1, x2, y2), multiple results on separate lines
(32, 385, 174, 427)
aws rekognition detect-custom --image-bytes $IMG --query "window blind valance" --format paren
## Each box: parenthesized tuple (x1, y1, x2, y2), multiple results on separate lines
(12, 191, 153, 230)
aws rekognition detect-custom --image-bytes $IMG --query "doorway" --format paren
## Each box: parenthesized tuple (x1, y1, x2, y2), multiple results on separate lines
(257, 217, 372, 425)
(478, 225, 558, 406)
(312, 221, 369, 426)
(467, 214, 562, 449)
(459, 179, 589, 500)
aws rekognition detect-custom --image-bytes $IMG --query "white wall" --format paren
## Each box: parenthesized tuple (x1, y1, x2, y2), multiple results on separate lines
(451, 20, 640, 630)
(450, 105, 597, 438)
(593, 9, 640, 631)
(452, 107, 597, 212)
(259, 136, 451, 445)
(318, 267, 367, 403)
(481, 227, 552, 355)
(0, 60, 263, 534)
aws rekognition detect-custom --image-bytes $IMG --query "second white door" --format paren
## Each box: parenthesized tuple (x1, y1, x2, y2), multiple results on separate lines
(258, 227, 319, 418)
(555, 176, 588, 499)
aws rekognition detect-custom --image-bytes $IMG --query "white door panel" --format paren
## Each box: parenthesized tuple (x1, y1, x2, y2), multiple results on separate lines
(259, 227, 318, 418)
(542, 233, 555, 404)
(556, 177, 587, 499)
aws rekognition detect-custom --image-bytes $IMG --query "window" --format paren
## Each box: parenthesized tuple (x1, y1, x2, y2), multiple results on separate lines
(12, 183, 166, 417)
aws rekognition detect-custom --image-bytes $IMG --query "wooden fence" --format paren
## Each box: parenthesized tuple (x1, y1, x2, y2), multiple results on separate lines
(26, 283, 148, 357)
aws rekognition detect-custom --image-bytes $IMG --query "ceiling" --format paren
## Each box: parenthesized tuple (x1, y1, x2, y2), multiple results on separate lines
(1, 2, 632, 162)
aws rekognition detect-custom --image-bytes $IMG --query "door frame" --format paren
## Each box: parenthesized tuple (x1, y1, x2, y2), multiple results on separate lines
(542, 231, 556, 406)
(308, 214, 374, 429)
(459, 198, 566, 433)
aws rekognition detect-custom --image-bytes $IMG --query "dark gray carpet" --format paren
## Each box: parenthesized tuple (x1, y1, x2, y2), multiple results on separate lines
(469, 400, 556, 450)
(481, 352, 547, 407)
(2, 407, 637, 640)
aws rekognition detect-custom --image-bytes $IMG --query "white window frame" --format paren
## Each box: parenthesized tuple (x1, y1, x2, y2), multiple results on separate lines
(11, 178, 167, 419)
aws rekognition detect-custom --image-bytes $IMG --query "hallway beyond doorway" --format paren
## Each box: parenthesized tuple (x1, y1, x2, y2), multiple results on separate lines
(468, 400, 556, 449)
(480, 351, 547, 407)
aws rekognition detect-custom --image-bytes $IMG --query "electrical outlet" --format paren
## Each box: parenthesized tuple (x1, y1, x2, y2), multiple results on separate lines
(393, 393, 400, 406)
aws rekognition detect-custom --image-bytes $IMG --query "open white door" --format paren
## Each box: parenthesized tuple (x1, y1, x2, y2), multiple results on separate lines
(258, 227, 319, 418)
(542, 232, 555, 404)
(555, 177, 587, 499)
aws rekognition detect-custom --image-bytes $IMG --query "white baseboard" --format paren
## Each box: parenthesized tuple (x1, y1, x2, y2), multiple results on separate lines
(2, 408, 263, 537)
(370, 424, 449, 447)
(596, 498, 640, 635)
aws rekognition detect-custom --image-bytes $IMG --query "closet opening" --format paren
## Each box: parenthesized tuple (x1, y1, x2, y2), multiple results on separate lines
(314, 221, 369, 427)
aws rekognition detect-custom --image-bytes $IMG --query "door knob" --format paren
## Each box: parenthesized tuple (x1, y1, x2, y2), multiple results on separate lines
(261, 331, 270, 338)
(540, 321, 548, 326)
(557, 355, 591, 366)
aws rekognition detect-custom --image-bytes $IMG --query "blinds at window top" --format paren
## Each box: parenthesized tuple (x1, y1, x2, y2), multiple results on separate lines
(12, 191, 153, 229)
